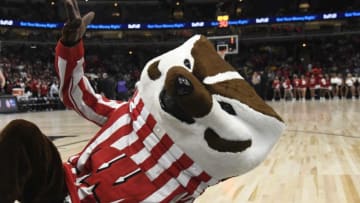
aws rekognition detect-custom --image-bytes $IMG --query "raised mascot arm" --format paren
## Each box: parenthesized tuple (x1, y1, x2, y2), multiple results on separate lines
(55, 0, 124, 126)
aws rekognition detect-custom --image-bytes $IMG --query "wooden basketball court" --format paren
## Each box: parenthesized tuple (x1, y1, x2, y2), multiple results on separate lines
(1, 100, 359, 203)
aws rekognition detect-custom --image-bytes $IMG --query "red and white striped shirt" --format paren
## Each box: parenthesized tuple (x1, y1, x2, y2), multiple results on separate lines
(55, 40, 217, 203)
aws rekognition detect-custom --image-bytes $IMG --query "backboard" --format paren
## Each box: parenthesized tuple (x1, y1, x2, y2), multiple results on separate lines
(207, 35, 239, 56)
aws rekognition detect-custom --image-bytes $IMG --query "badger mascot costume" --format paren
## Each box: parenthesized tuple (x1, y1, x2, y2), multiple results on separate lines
(0, 1, 285, 202)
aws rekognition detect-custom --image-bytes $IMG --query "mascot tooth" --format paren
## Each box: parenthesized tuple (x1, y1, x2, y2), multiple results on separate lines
(0, 3, 284, 202)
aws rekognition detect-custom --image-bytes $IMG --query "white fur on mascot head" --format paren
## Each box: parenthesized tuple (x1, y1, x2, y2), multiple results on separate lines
(135, 35, 285, 180)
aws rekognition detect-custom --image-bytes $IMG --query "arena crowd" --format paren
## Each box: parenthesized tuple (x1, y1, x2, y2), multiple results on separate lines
(0, 34, 359, 112)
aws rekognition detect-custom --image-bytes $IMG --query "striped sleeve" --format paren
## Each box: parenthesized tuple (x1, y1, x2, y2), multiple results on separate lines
(55, 40, 124, 126)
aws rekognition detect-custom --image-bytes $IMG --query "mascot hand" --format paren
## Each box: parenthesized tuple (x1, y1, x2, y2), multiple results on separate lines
(61, 0, 95, 46)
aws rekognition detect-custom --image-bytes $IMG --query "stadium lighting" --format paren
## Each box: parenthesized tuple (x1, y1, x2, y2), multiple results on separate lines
(299, 2, 310, 9)
(298, 0, 310, 12)
(236, 7, 242, 14)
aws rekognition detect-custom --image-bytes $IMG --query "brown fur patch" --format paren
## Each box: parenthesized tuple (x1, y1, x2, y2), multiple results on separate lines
(191, 36, 235, 81)
(207, 79, 283, 122)
(165, 66, 212, 117)
(0, 119, 67, 202)
(147, 60, 161, 80)
(191, 35, 283, 122)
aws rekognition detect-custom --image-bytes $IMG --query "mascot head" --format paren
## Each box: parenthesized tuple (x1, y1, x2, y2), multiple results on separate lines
(135, 35, 285, 180)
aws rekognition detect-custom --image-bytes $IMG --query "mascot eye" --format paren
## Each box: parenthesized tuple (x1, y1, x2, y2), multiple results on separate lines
(183, 59, 191, 69)
(219, 101, 236, 115)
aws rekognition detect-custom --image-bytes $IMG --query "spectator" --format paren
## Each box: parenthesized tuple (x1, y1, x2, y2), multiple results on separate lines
(99, 73, 117, 100)
(300, 74, 307, 101)
(330, 73, 340, 99)
(319, 74, 332, 100)
(49, 80, 59, 98)
(272, 76, 281, 101)
(309, 74, 317, 100)
(337, 73, 345, 99)
(116, 76, 129, 101)
(292, 74, 301, 100)
(0, 67, 6, 94)
(40, 80, 49, 97)
(251, 71, 261, 96)
(344, 73, 355, 99)
(355, 74, 360, 98)
(31, 79, 40, 97)
(282, 77, 293, 101)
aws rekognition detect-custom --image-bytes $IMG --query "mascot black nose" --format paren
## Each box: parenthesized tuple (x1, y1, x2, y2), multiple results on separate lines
(175, 75, 193, 96)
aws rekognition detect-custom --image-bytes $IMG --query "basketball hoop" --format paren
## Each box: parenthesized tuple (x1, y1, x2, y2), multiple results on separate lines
(216, 43, 228, 59)
(208, 35, 239, 56)
(218, 50, 227, 59)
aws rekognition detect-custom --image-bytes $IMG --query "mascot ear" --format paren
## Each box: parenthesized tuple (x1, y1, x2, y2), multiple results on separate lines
(147, 60, 161, 80)
(0, 119, 67, 202)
